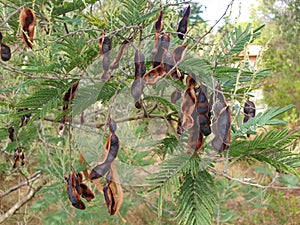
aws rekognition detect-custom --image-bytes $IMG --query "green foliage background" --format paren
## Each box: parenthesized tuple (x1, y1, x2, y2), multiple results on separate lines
(0, 0, 299, 224)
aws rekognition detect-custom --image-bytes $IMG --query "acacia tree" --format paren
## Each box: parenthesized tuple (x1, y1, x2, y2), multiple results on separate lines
(0, 0, 299, 224)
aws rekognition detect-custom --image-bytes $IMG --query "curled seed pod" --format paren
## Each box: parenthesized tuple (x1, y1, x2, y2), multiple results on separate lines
(100, 71, 110, 82)
(80, 183, 95, 202)
(182, 115, 194, 130)
(8, 126, 14, 142)
(177, 5, 191, 40)
(173, 45, 187, 63)
(65, 173, 86, 210)
(90, 161, 111, 180)
(98, 35, 112, 56)
(212, 106, 231, 152)
(144, 65, 166, 84)
(19, 8, 36, 49)
(74, 172, 83, 195)
(103, 185, 116, 215)
(171, 89, 181, 104)
(195, 88, 209, 114)
(108, 118, 117, 133)
(110, 40, 129, 70)
(1, 43, 11, 61)
(154, 11, 164, 33)
(61, 81, 79, 127)
(134, 49, 146, 78)
(163, 51, 175, 74)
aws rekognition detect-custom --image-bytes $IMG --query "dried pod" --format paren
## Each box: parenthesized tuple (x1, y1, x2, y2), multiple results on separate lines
(188, 121, 204, 153)
(152, 33, 170, 67)
(177, 5, 190, 40)
(1, 43, 11, 61)
(195, 88, 209, 114)
(131, 77, 145, 102)
(13, 147, 24, 168)
(65, 173, 86, 210)
(173, 45, 187, 64)
(154, 11, 164, 33)
(134, 49, 146, 78)
(19, 8, 36, 49)
(108, 118, 117, 133)
(243, 99, 256, 123)
(90, 161, 111, 180)
(0, 32, 2, 42)
(100, 71, 110, 82)
(102, 54, 110, 71)
(103, 185, 116, 215)
(61, 81, 79, 126)
(110, 40, 129, 70)
(211, 106, 231, 152)
(80, 183, 95, 202)
(98, 35, 112, 56)
(8, 126, 14, 142)
(106, 133, 119, 163)
(171, 89, 181, 104)
(177, 115, 183, 135)
(143, 65, 166, 84)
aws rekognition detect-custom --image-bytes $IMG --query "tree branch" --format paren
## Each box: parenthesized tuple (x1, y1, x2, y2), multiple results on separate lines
(210, 168, 300, 190)
(0, 171, 42, 198)
(0, 178, 46, 223)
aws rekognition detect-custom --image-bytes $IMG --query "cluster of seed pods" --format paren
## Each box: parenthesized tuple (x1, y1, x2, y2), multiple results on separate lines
(65, 172, 95, 210)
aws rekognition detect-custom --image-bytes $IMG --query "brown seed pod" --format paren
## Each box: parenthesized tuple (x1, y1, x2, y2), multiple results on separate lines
(177, 5, 190, 40)
(143, 65, 166, 84)
(90, 161, 111, 180)
(188, 120, 204, 153)
(108, 118, 117, 133)
(154, 11, 164, 33)
(173, 45, 187, 63)
(243, 99, 256, 123)
(0, 43, 11, 61)
(65, 173, 86, 210)
(211, 106, 231, 152)
(8, 126, 14, 142)
(134, 49, 146, 78)
(61, 81, 79, 126)
(171, 89, 181, 104)
(19, 8, 36, 49)
(13, 147, 25, 168)
(0, 32, 2, 42)
(98, 34, 112, 56)
(131, 77, 145, 103)
(110, 40, 129, 70)
(102, 54, 111, 71)
(177, 116, 183, 135)
(152, 33, 170, 68)
(103, 185, 115, 215)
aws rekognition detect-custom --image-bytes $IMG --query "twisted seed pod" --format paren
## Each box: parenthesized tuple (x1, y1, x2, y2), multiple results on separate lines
(173, 45, 187, 64)
(152, 33, 170, 67)
(243, 99, 256, 123)
(98, 34, 112, 82)
(177, 5, 190, 40)
(65, 173, 86, 210)
(171, 89, 181, 104)
(19, 8, 36, 49)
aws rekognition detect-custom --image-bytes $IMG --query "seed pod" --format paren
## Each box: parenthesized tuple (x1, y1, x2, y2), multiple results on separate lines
(154, 11, 164, 33)
(171, 89, 181, 104)
(102, 54, 110, 71)
(80, 183, 95, 202)
(152, 33, 170, 68)
(134, 49, 146, 78)
(243, 99, 256, 123)
(131, 77, 145, 103)
(0, 32, 2, 42)
(143, 65, 166, 84)
(90, 161, 111, 180)
(1, 43, 11, 61)
(13, 147, 24, 169)
(110, 40, 129, 70)
(211, 106, 231, 152)
(108, 118, 117, 133)
(177, 5, 190, 40)
(65, 173, 86, 210)
(188, 120, 204, 153)
(177, 116, 183, 135)
(173, 45, 187, 64)
(98, 35, 112, 56)
(8, 126, 14, 142)
(19, 8, 36, 49)
(61, 81, 79, 127)
(100, 71, 110, 82)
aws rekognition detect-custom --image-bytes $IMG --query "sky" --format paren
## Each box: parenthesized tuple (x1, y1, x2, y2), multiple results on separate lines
(199, 0, 258, 25)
